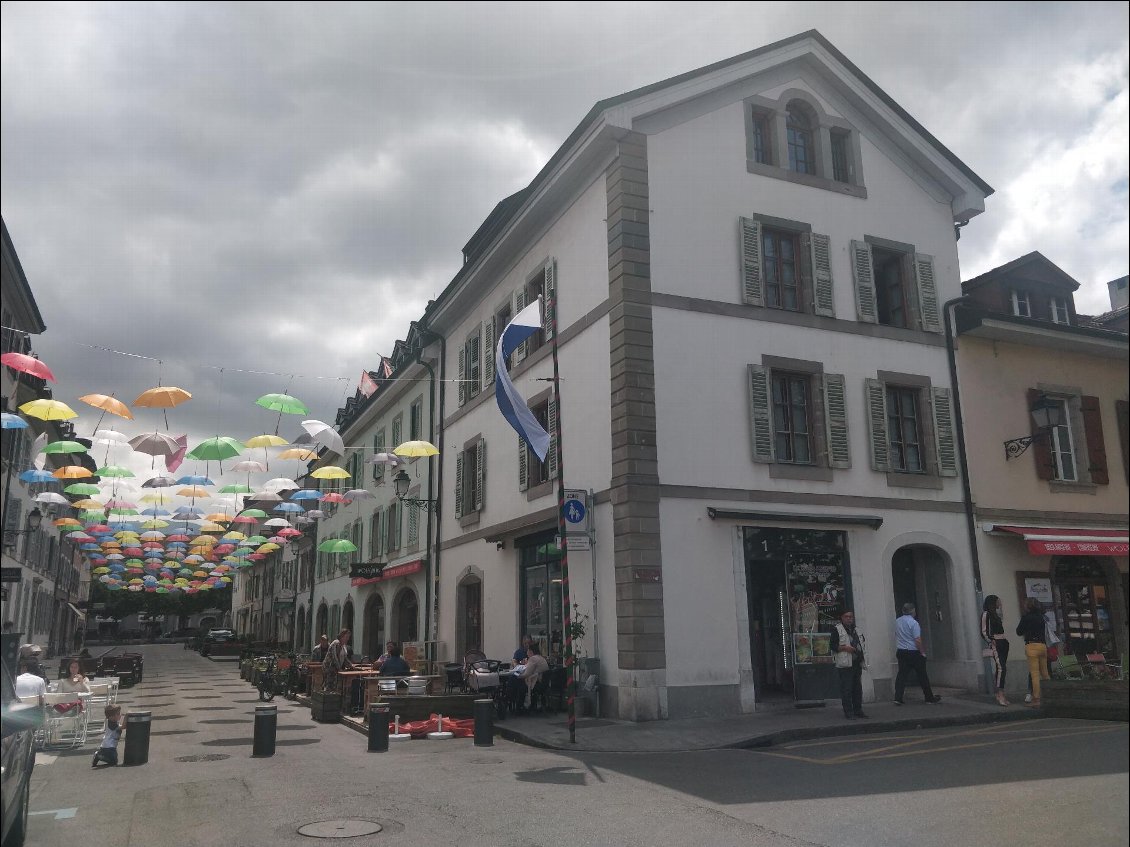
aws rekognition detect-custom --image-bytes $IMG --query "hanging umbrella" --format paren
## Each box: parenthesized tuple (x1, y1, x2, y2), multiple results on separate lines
(310, 466, 350, 480)
(277, 527, 302, 538)
(140, 508, 170, 517)
(134, 386, 192, 408)
(42, 440, 88, 454)
(289, 489, 322, 500)
(245, 434, 289, 448)
(304, 509, 326, 519)
(70, 499, 105, 510)
(36, 492, 71, 505)
(318, 538, 358, 554)
(248, 491, 282, 503)
(78, 393, 133, 420)
(129, 432, 182, 457)
(231, 515, 259, 525)
(256, 393, 309, 415)
(186, 436, 243, 461)
(218, 483, 253, 494)
(299, 420, 345, 457)
(1, 351, 56, 381)
(237, 508, 268, 518)
(394, 440, 440, 457)
(197, 521, 226, 532)
(105, 498, 137, 509)
(230, 460, 267, 474)
(96, 465, 135, 478)
(263, 517, 292, 528)
(274, 502, 304, 512)
(20, 469, 57, 483)
(53, 465, 92, 480)
(343, 488, 372, 500)
(176, 486, 210, 498)
(19, 399, 77, 421)
(1, 412, 29, 429)
(319, 493, 348, 504)
(278, 447, 318, 461)
(176, 474, 215, 486)
(93, 429, 129, 446)
(142, 475, 178, 488)
(263, 477, 298, 492)
(64, 482, 101, 495)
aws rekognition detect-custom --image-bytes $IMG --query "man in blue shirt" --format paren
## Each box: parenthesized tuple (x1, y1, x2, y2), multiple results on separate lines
(894, 603, 941, 705)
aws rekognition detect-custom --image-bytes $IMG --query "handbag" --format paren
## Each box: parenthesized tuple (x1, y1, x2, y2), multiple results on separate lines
(981, 646, 995, 659)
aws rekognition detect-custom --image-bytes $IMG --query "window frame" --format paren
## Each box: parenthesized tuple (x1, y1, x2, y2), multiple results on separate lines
(1047, 397, 1077, 482)
(872, 245, 912, 329)
(1011, 289, 1031, 318)
(786, 103, 816, 176)
(885, 385, 925, 474)
(751, 108, 773, 165)
(1049, 296, 1070, 325)
(771, 371, 814, 465)
(523, 266, 547, 357)
(761, 227, 803, 312)
(830, 130, 851, 183)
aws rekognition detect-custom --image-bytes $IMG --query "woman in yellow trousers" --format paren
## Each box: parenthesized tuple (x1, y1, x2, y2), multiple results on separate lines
(1015, 598, 1051, 705)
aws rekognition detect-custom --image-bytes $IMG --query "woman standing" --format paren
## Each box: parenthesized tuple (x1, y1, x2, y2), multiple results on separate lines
(1016, 598, 1051, 707)
(981, 595, 1010, 706)
(321, 629, 354, 693)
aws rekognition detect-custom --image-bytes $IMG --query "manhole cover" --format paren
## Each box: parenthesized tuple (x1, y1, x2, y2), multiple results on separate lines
(468, 757, 504, 765)
(298, 820, 383, 838)
(174, 753, 230, 762)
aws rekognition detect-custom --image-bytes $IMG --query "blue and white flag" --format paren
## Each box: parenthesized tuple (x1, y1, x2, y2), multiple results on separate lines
(495, 296, 551, 462)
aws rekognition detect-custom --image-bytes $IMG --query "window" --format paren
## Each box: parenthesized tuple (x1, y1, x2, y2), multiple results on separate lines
(762, 229, 801, 311)
(886, 386, 924, 473)
(1050, 297, 1070, 325)
(751, 110, 772, 165)
(372, 429, 386, 482)
(528, 400, 551, 485)
(409, 397, 423, 441)
(391, 413, 403, 455)
(1011, 289, 1031, 318)
(386, 501, 400, 553)
(873, 247, 909, 328)
(786, 103, 815, 175)
(830, 131, 851, 183)
(1047, 398, 1076, 481)
(771, 373, 812, 464)
(454, 438, 485, 520)
(519, 535, 565, 660)
(851, 240, 940, 332)
(458, 325, 482, 406)
(524, 268, 547, 356)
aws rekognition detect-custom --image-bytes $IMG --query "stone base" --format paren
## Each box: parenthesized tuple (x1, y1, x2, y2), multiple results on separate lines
(1042, 679, 1129, 722)
(606, 669, 667, 721)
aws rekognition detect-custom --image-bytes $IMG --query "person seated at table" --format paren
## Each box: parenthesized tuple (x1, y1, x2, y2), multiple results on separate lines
(312, 634, 330, 662)
(15, 660, 47, 706)
(378, 643, 411, 676)
(58, 659, 91, 694)
(513, 634, 533, 666)
(373, 641, 396, 670)
(509, 643, 551, 712)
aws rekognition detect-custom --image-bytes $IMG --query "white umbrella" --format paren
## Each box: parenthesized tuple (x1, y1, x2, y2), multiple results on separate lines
(300, 420, 345, 458)
(344, 489, 372, 500)
(249, 491, 283, 503)
(263, 517, 292, 528)
(368, 451, 403, 467)
(231, 460, 267, 474)
(93, 429, 129, 446)
(304, 509, 326, 519)
(263, 477, 299, 492)
(35, 492, 71, 505)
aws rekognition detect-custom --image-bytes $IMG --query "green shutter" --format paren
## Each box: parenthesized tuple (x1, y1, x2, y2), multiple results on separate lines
(823, 373, 851, 469)
(544, 258, 557, 341)
(517, 433, 528, 492)
(806, 232, 835, 317)
(851, 240, 878, 323)
(739, 217, 764, 306)
(374, 429, 386, 482)
(457, 345, 467, 406)
(389, 502, 400, 551)
(914, 253, 942, 333)
(865, 378, 890, 471)
(482, 315, 496, 390)
(547, 395, 559, 482)
(469, 324, 482, 397)
(454, 453, 465, 519)
(407, 499, 419, 546)
(931, 387, 957, 477)
(474, 439, 485, 512)
(747, 364, 773, 463)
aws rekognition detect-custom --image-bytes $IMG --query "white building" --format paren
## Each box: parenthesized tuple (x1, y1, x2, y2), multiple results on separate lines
(415, 30, 993, 720)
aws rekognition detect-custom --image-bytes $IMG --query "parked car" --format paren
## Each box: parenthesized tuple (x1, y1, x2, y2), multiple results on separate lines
(206, 629, 235, 641)
(2, 652, 43, 847)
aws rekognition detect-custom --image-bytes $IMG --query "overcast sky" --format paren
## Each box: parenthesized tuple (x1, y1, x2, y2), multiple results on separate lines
(2, 2, 1127, 489)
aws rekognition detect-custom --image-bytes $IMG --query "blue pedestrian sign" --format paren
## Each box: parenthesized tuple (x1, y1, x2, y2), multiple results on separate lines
(564, 499, 586, 524)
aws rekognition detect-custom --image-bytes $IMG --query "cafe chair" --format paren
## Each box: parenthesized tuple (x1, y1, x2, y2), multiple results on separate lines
(443, 663, 465, 694)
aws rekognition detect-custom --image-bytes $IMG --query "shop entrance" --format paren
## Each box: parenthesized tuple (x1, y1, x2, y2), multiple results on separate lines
(891, 544, 956, 661)
(364, 594, 385, 660)
(744, 528, 850, 703)
(1053, 558, 1116, 657)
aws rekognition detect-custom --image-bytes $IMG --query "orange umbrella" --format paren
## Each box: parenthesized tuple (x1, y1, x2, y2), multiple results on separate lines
(278, 448, 318, 461)
(53, 465, 93, 479)
(176, 486, 209, 498)
(79, 394, 133, 420)
(134, 386, 192, 408)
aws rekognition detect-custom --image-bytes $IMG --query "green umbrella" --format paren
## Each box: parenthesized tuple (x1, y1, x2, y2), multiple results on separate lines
(245, 535, 269, 544)
(96, 465, 135, 478)
(317, 538, 358, 554)
(186, 436, 244, 461)
(42, 440, 88, 454)
(255, 393, 309, 415)
(65, 483, 101, 496)
(238, 508, 268, 517)
(217, 483, 253, 494)
(78, 510, 106, 522)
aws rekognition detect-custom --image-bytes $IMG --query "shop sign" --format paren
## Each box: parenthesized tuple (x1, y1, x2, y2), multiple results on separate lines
(1027, 540, 1129, 556)
(350, 559, 424, 587)
(1, 567, 21, 583)
(1023, 578, 1054, 604)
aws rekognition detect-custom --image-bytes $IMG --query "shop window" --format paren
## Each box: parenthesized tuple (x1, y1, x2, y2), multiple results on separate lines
(1053, 558, 1116, 657)
(518, 535, 565, 661)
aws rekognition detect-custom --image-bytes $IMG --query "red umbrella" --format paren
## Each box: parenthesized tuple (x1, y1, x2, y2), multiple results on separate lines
(1, 352, 56, 382)
(277, 528, 302, 538)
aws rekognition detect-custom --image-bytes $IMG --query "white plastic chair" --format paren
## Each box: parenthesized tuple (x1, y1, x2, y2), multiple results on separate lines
(86, 684, 111, 734)
(42, 692, 89, 748)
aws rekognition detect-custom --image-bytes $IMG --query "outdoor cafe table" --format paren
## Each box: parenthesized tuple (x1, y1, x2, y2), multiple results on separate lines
(362, 675, 441, 720)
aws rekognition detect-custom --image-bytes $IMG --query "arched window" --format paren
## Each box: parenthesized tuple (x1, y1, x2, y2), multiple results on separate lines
(364, 594, 385, 659)
(786, 102, 816, 175)
(315, 603, 328, 640)
(342, 599, 354, 638)
(393, 588, 419, 644)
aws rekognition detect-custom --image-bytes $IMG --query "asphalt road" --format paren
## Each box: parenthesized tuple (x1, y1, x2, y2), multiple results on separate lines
(25, 645, 1128, 847)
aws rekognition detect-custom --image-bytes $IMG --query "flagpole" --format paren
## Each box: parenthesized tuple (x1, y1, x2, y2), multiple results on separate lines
(547, 293, 576, 744)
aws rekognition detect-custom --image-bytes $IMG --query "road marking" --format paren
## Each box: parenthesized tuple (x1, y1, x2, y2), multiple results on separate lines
(842, 726, 1124, 764)
(29, 808, 78, 820)
(34, 753, 58, 765)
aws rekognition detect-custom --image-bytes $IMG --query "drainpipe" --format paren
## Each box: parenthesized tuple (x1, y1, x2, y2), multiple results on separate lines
(413, 344, 437, 651)
(944, 295, 982, 598)
(415, 325, 446, 650)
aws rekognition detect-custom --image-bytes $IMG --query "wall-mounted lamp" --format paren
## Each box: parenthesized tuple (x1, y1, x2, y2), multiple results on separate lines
(393, 470, 437, 512)
(2, 506, 43, 548)
(1003, 394, 1064, 460)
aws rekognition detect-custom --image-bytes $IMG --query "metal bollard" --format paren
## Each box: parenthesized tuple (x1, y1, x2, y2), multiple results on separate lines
(253, 704, 277, 757)
(123, 710, 152, 766)
(473, 698, 494, 747)
(368, 703, 390, 752)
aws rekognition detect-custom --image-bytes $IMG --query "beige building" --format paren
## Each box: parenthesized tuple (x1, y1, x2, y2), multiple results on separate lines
(955, 252, 1129, 691)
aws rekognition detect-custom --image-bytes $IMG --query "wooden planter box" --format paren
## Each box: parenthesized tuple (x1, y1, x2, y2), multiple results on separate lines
(366, 694, 480, 723)
(1041, 679, 1129, 722)
(311, 691, 343, 723)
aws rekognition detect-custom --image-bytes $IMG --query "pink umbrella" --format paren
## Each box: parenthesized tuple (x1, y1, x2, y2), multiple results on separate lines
(0, 352, 56, 381)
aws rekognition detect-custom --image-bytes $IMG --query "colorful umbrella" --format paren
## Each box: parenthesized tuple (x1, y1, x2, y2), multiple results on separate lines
(78, 393, 133, 420)
(230, 460, 267, 474)
(42, 440, 88, 454)
(176, 475, 214, 486)
(53, 465, 92, 480)
(20, 469, 57, 483)
(177, 486, 210, 498)
(93, 429, 129, 446)
(317, 538, 358, 554)
(394, 440, 440, 457)
(19, 399, 77, 421)
(141, 476, 178, 488)
(290, 489, 321, 500)
(129, 432, 182, 457)
(278, 447, 318, 461)
(134, 386, 192, 408)
(1, 412, 29, 429)
(96, 465, 135, 478)
(1, 351, 56, 381)
(65, 482, 101, 495)
(256, 393, 309, 414)
(310, 466, 350, 480)
(238, 508, 268, 518)
(244, 434, 289, 448)
(217, 483, 252, 494)
(186, 436, 243, 461)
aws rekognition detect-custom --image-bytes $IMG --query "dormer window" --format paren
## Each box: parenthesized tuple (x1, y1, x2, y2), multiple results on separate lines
(1050, 296, 1070, 325)
(1010, 289, 1031, 318)
(786, 103, 816, 176)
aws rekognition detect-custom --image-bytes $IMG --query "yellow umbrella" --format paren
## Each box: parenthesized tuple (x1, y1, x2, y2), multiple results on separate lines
(53, 465, 92, 479)
(78, 394, 133, 420)
(54, 517, 82, 527)
(19, 399, 78, 421)
(257, 543, 280, 553)
(190, 535, 217, 546)
(278, 448, 318, 461)
(71, 499, 105, 509)
(310, 466, 350, 479)
(204, 512, 233, 523)
(222, 531, 246, 541)
(393, 439, 440, 457)
(245, 434, 288, 448)
(140, 519, 169, 529)
(139, 492, 175, 504)
(177, 486, 210, 498)
(197, 522, 226, 533)
(134, 386, 192, 408)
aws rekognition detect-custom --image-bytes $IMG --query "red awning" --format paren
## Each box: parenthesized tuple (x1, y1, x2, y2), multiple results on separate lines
(990, 525, 1129, 556)
(350, 559, 424, 587)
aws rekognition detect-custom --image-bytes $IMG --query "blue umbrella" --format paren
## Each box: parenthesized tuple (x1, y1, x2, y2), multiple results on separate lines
(80, 543, 101, 551)
(19, 469, 57, 483)
(274, 502, 304, 512)
(140, 508, 170, 516)
(176, 475, 214, 486)
(289, 489, 322, 500)
(1, 412, 29, 429)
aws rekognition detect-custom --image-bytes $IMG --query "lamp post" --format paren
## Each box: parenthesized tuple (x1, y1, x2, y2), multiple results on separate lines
(1003, 394, 1065, 460)
(393, 470, 438, 512)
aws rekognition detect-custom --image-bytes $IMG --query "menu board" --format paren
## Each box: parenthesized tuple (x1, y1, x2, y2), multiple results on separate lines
(787, 552, 846, 701)
(793, 633, 834, 664)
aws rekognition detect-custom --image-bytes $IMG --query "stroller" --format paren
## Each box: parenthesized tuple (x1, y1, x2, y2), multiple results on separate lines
(463, 654, 509, 720)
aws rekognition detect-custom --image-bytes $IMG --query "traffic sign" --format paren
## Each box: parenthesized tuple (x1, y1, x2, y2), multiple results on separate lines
(563, 489, 590, 535)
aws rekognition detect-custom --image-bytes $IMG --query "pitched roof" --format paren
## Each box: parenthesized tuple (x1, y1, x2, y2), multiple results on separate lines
(962, 251, 1081, 293)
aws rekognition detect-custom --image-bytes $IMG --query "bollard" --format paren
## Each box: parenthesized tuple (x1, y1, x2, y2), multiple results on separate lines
(473, 699, 494, 747)
(123, 710, 152, 766)
(368, 703, 390, 752)
(253, 704, 277, 757)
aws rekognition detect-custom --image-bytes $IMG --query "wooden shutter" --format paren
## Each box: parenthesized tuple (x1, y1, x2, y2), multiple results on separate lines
(1080, 395, 1109, 485)
(407, 499, 419, 546)
(469, 323, 482, 397)
(931, 387, 958, 477)
(388, 501, 400, 551)
(1028, 388, 1056, 480)
(369, 511, 380, 558)
(474, 439, 486, 512)
(865, 378, 890, 471)
(457, 344, 467, 406)
(518, 434, 529, 491)
(747, 364, 773, 463)
(822, 373, 851, 469)
(1116, 400, 1129, 483)
(851, 240, 878, 323)
(392, 415, 402, 453)
(544, 258, 557, 341)
(547, 395, 559, 481)
(914, 253, 942, 333)
(482, 315, 496, 390)
(805, 232, 836, 317)
(373, 429, 385, 482)
(512, 289, 528, 365)
(739, 217, 764, 306)
(454, 453, 465, 519)
(378, 508, 389, 556)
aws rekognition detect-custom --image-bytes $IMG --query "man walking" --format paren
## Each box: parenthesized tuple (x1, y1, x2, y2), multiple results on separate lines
(832, 610, 868, 719)
(894, 603, 942, 705)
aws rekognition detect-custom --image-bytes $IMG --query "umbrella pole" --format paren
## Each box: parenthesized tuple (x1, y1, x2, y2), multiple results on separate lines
(548, 292, 576, 745)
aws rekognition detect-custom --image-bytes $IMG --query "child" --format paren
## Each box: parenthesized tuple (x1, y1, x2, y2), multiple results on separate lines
(92, 705, 125, 768)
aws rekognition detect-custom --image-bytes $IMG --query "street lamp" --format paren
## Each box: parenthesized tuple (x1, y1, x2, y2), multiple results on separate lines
(393, 470, 437, 512)
(3, 506, 43, 547)
(1003, 394, 1065, 460)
